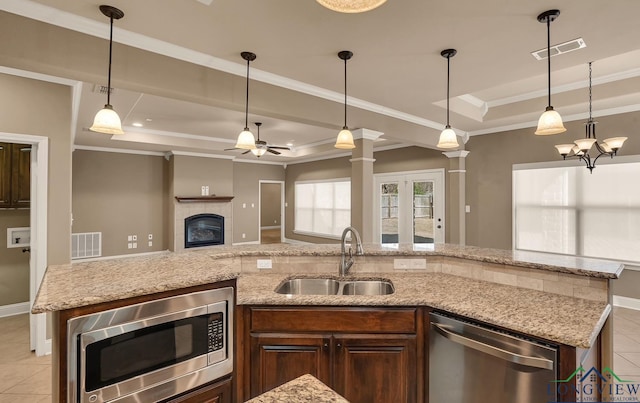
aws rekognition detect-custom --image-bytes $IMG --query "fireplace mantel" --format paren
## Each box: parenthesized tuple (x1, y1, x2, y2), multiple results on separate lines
(175, 196, 234, 203)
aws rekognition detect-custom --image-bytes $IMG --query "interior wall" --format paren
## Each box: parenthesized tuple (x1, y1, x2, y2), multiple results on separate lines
(0, 210, 30, 306)
(233, 162, 285, 243)
(172, 155, 233, 197)
(72, 150, 167, 257)
(260, 183, 282, 228)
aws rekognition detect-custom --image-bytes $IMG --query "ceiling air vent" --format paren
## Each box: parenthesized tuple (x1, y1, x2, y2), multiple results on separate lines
(93, 84, 115, 96)
(531, 38, 586, 60)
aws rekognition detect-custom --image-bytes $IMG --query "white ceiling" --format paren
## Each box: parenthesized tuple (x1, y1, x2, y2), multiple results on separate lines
(3, 0, 640, 163)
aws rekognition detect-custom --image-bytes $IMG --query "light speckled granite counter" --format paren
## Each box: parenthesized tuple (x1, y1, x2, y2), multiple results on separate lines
(246, 374, 348, 403)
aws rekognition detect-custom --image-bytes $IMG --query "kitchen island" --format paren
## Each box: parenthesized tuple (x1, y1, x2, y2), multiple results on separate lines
(32, 243, 622, 402)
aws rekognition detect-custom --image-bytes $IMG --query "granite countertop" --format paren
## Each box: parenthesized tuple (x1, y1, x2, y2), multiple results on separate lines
(238, 272, 610, 349)
(246, 374, 348, 403)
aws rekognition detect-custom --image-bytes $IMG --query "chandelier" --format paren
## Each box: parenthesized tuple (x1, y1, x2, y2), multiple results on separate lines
(554, 62, 627, 173)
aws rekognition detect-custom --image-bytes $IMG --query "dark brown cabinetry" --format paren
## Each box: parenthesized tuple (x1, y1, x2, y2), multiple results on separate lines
(165, 377, 232, 403)
(0, 142, 30, 208)
(243, 307, 421, 403)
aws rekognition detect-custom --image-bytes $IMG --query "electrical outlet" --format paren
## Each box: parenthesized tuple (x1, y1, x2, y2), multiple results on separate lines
(201, 185, 206, 196)
(128, 242, 133, 249)
(132, 235, 137, 241)
(132, 242, 137, 248)
(148, 234, 153, 240)
(242, 203, 246, 208)
(465, 205, 471, 213)
(257, 259, 272, 269)
(148, 241, 153, 247)
(127, 235, 133, 241)
(394, 258, 427, 270)
(251, 203, 255, 208)
(242, 233, 246, 239)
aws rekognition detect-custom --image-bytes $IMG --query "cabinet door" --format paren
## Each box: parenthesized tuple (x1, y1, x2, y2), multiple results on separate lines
(11, 143, 30, 208)
(164, 377, 232, 403)
(0, 143, 10, 207)
(334, 334, 417, 403)
(250, 333, 331, 398)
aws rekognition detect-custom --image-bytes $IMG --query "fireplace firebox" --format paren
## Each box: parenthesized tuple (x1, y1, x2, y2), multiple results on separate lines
(185, 214, 224, 248)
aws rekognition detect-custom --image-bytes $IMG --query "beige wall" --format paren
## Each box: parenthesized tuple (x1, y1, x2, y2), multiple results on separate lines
(0, 73, 72, 267)
(172, 155, 233, 197)
(0, 210, 30, 305)
(233, 162, 285, 243)
(72, 150, 167, 257)
(260, 183, 282, 228)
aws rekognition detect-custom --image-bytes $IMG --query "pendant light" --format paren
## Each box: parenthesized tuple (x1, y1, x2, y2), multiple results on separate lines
(554, 62, 627, 173)
(89, 5, 125, 135)
(535, 9, 566, 136)
(251, 122, 267, 157)
(335, 50, 356, 150)
(437, 49, 459, 149)
(235, 52, 257, 150)
(316, 0, 387, 13)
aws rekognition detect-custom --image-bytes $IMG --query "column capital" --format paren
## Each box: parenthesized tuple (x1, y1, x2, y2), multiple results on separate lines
(352, 128, 384, 141)
(442, 150, 470, 159)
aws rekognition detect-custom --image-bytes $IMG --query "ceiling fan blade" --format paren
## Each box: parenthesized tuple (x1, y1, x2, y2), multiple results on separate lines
(242, 150, 251, 155)
(267, 149, 281, 155)
(224, 147, 239, 151)
(267, 146, 290, 150)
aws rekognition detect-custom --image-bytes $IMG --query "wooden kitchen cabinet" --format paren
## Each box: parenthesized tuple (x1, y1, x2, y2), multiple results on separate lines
(165, 377, 232, 403)
(0, 142, 30, 208)
(243, 306, 421, 403)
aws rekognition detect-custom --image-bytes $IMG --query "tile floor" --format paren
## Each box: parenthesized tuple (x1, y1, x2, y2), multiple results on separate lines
(0, 308, 638, 402)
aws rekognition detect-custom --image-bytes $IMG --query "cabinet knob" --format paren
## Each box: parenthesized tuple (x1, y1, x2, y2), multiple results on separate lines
(337, 343, 342, 348)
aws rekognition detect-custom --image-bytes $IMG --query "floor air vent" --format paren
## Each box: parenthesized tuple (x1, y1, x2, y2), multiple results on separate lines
(72, 232, 102, 259)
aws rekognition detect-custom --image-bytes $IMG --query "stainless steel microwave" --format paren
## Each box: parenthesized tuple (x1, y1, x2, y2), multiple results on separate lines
(67, 287, 234, 403)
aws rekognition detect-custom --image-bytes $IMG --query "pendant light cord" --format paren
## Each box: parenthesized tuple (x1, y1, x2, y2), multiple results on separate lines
(588, 61, 593, 121)
(244, 58, 250, 130)
(546, 16, 551, 108)
(343, 57, 348, 129)
(446, 54, 450, 127)
(107, 15, 114, 106)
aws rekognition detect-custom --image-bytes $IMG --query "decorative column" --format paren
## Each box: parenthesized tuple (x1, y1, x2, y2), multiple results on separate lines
(443, 150, 470, 245)
(350, 128, 383, 243)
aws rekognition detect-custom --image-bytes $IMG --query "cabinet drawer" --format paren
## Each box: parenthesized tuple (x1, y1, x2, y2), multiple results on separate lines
(250, 307, 416, 333)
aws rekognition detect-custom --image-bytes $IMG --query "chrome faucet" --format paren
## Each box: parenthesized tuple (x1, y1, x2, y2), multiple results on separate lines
(339, 226, 364, 276)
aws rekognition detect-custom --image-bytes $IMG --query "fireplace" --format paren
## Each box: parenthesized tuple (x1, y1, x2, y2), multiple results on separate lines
(184, 214, 224, 248)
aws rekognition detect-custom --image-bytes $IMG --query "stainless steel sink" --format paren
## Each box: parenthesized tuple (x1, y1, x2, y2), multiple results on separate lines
(341, 280, 395, 295)
(275, 278, 394, 296)
(275, 278, 341, 295)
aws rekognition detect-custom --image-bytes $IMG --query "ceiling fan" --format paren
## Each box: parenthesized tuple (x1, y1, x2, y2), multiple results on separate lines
(226, 122, 290, 157)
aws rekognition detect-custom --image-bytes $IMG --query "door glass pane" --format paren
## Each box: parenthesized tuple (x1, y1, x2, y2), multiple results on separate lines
(413, 181, 434, 244)
(380, 182, 399, 243)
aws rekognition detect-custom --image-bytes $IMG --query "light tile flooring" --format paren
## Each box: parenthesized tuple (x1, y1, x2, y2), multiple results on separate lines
(0, 308, 638, 402)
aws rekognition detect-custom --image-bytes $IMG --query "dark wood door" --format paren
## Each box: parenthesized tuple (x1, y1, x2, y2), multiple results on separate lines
(0, 143, 10, 207)
(333, 334, 418, 403)
(165, 377, 232, 403)
(11, 143, 30, 208)
(250, 333, 331, 398)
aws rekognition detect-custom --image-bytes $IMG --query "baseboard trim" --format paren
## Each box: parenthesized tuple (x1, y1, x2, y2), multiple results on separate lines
(613, 295, 640, 311)
(261, 226, 281, 230)
(283, 237, 313, 245)
(72, 250, 169, 263)
(0, 301, 30, 318)
(232, 241, 260, 246)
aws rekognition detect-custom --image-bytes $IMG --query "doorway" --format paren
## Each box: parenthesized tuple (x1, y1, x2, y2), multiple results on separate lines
(374, 170, 445, 244)
(259, 181, 285, 244)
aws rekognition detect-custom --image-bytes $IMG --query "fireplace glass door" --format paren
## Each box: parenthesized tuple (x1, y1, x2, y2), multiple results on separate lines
(185, 214, 224, 248)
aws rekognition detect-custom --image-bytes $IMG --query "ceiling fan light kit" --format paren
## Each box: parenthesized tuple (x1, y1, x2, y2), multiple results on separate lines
(90, 5, 125, 135)
(316, 0, 387, 13)
(335, 50, 356, 150)
(235, 51, 258, 150)
(437, 49, 460, 149)
(535, 9, 566, 136)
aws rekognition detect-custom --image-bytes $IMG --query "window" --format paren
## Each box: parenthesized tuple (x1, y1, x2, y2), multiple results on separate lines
(294, 179, 351, 238)
(513, 160, 640, 264)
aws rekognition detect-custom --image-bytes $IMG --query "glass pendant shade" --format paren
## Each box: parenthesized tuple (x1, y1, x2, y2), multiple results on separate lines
(535, 108, 566, 135)
(90, 105, 124, 135)
(437, 126, 459, 149)
(574, 138, 596, 152)
(554, 144, 574, 156)
(335, 128, 356, 149)
(251, 147, 267, 157)
(603, 137, 627, 150)
(235, 129, 257, 150)
(316, 0, 387, 13)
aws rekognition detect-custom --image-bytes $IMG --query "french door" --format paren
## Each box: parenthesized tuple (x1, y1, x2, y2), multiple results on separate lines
(374, 170, 445, 244)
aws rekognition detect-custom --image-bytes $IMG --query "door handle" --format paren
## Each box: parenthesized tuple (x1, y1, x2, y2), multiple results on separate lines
(432, 323, 553, 370)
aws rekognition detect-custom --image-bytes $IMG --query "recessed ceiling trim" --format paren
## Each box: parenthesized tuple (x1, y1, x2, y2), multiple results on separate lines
(74, 145, 166, 156)
(1, 0, 450, 133)
(233, 158, 286, 166)
(168, 150, 236, 160)
(121, 126, 236, 144)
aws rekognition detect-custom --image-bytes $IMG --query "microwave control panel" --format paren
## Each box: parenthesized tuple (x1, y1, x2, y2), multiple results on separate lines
(208, 312, 224, 352)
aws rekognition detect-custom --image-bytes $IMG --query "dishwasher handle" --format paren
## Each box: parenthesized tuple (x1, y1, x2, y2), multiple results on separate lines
(432, 323, 554, 370)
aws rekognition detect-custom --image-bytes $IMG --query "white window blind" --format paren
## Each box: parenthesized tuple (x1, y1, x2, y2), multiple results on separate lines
(295, 179, 351, 238)
(513, 161, 640, 264)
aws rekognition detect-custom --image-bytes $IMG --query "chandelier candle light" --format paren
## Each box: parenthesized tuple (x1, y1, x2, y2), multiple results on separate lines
(335, 50, 356, 150)
(535, 9, 566, 135)
(554, 62, 627, 173)
(316, 0, 387, 13)
(437, 49, 459, 149)
(89, 5, 125, 135)
(235, 52, 258, 150)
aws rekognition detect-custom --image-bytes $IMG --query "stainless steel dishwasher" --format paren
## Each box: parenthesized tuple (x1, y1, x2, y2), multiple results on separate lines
(429, 312, 558, 403)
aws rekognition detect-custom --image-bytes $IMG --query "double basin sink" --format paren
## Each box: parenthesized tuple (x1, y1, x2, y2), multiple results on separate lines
(275, 277, 394, 296)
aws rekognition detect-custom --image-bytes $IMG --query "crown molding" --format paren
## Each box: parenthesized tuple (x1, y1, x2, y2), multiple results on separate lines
(73, 145, 166, 156)
(442, 150, 470, 159)
(167, 150, 236, 160)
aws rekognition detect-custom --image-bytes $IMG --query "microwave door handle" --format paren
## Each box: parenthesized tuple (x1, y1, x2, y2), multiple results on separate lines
(431, 323, 553, 370)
